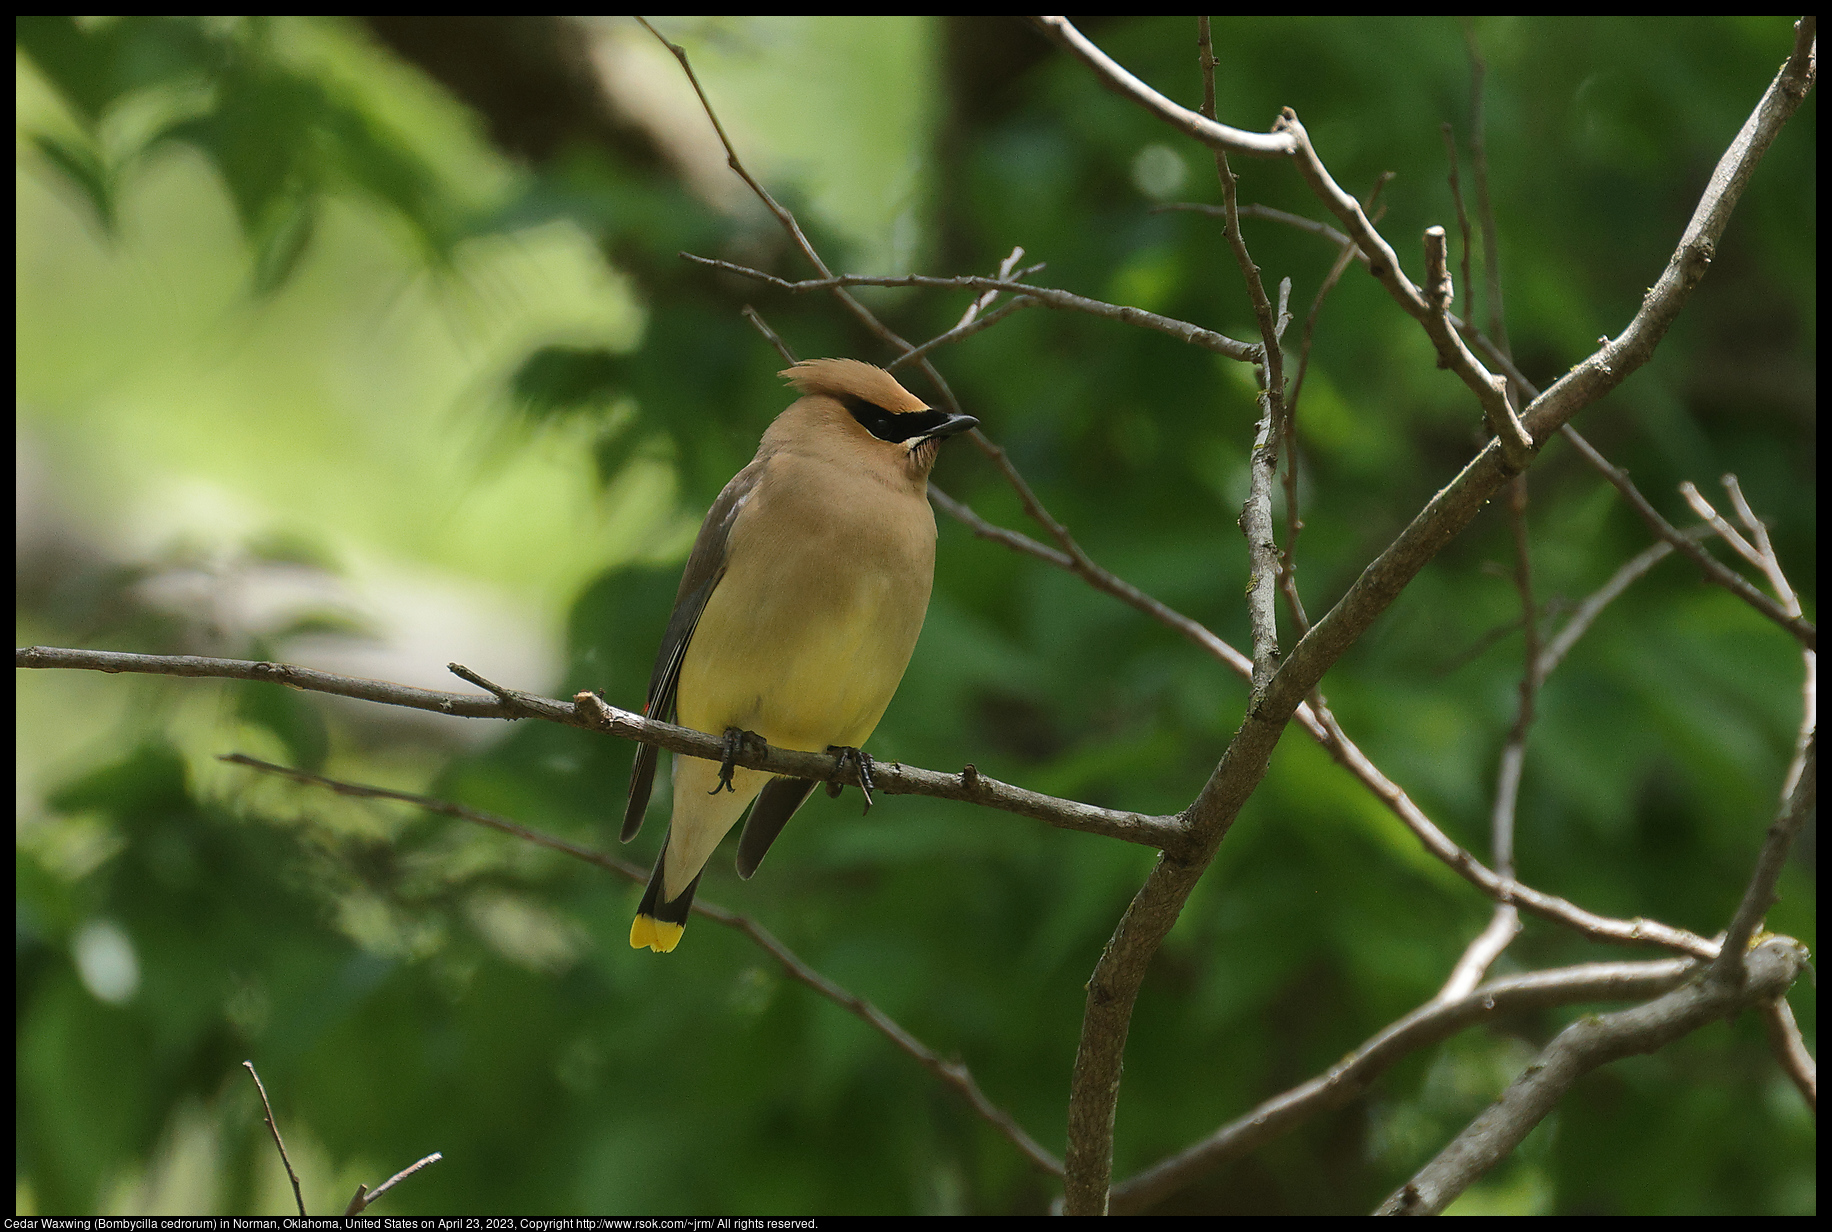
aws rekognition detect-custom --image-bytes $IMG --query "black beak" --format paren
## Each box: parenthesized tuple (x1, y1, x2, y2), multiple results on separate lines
(917, 412, 978, 443)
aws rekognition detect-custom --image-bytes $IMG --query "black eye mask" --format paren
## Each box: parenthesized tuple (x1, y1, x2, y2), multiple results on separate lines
(839, 394, 978, 444)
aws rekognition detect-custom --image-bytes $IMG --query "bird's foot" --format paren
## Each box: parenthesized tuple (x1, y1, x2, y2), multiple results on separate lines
(709, 727, 765, 794)
(825, 746, 876, 813)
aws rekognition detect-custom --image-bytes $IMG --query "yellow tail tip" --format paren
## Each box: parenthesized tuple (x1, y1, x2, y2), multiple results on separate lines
(630, 914, 685, 953)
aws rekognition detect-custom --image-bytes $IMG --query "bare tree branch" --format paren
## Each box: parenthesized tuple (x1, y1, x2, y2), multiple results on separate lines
(886, 292, 1035, 369)
(1048, 15, 1814, 1212)
(1761, 997, 1818, 1113)
(1199, 17, 1286, 702)
(946, 244, 1036, 331)
(1559, 428, 1814, 650)
(1707, 736, 1817, 993)
(1157, 46, 1816, 653)
(681, 255, 1259, 361)
(244, 1061, 308, 1216)
(1112, 956, 1702, 1213)
(1424, 224, 1532, 468)
(1533, 530, 1708, 683)
(1029, 17, 1296, 157)
(1377, 937, 1809, 1215)
(15, 646, 1179, 848)
(346, 1152, 443, 1217)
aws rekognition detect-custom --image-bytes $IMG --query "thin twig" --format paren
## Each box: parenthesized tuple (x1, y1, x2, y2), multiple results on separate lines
(1424, 225, 1533, 469)
(1029, 17, 1296, 157)
(1679, 480, 1769, 571)
(243, 1061, 307, 1217)
(1199, 16, 1284, 703)
(346, 1153, 443, 1216)
(701, 902, 1064, 1176)
(1722, 473, 1802, 612)
(953, 245, 1032, 328)
(1158, 201, 1359, 253)
(1535, 528, 1712, 682)
(1448, 47, 1540, 993)
(636, 19, 908, 360)
(1280, 176, 1391, 639)
(680, 255, 1260, 362)
(1441, 122, 1472, 326)
(1300, 699, 1717, 959)
(1436, 906, 1519, 1004)
(887, 293, 1036, 370)
(1440, 472, 1539, 999)
(1760, 997, 1818, 1112)
(927, 486, 1073, 572)
(741, 305, 798, 365)
(222, 753, 650, 877)
(1559, 428, 1814, 649)
(1707, 736, 1816, 992)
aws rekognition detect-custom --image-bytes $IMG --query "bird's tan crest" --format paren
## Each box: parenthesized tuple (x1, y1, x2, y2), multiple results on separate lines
(781, 358, 930, 415)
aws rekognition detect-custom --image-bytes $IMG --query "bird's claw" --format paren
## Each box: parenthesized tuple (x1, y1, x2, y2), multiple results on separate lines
(826, 746, 875, 813)
(709, 727, 762, 794)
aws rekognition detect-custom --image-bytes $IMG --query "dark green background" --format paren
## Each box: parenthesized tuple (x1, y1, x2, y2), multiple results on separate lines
(16, 16, 1815, 1215)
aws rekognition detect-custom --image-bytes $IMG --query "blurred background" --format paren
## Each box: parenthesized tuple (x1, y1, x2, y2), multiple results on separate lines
(16, 16, 1815, 1215)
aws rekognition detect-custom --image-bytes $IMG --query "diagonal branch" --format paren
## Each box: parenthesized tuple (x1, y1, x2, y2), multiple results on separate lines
(1377, 936, 1809, 1215)
(1707, 735, 1817, 992)
(635, 18, 909, 361)
(1559, 428, 1815, 650)
(1029, 17, 1294, 157)
(222, 753, 1064, 1177)
(1761, 997, 1818, 1112)
(1111, 956, 1703, 1213)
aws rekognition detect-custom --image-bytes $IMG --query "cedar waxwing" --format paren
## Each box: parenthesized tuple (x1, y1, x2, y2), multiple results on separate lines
(623, 358, 978, 952)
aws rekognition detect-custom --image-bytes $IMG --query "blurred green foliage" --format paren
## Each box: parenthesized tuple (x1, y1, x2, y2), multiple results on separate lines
(16, 15, 1814, 1216)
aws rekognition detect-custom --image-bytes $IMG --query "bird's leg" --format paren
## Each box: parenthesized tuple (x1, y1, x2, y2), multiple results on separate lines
(825, 746, 876, 813)
(709, 727, 764, 794)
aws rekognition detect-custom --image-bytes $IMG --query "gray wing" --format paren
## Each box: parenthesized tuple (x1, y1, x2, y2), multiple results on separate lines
(736, 777, 820, 878)
(620, 459, 764, 842)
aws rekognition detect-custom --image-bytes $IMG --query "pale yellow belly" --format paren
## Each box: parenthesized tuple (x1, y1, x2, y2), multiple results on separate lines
(676, 564, 926, 752)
